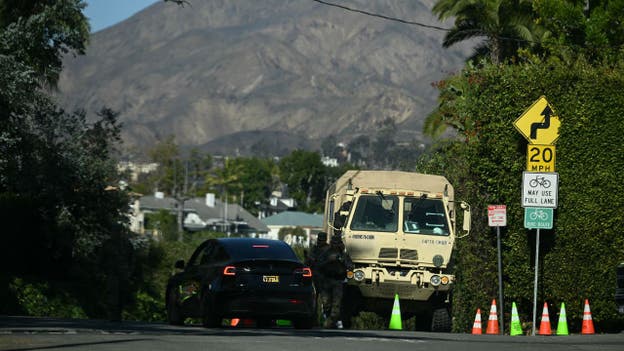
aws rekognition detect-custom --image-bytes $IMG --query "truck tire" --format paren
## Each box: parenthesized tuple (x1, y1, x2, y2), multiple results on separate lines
(431, 308, 451, 332)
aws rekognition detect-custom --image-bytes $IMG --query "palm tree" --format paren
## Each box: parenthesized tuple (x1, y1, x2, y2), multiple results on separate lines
(432, 0, 536, 64)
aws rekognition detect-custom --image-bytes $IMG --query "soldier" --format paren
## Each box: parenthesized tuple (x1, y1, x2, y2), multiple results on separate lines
(305, 232, 330, 292)
(317, 234, 352, 329)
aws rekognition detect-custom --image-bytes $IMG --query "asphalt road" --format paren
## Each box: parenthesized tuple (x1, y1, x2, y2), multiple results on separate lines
(1, 316, 623, 351)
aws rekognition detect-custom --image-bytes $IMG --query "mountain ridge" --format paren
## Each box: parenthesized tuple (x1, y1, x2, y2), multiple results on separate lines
(58, 0, 473, 156)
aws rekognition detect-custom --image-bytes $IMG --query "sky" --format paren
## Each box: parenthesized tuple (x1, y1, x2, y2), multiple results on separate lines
(84, 0, 159, 32)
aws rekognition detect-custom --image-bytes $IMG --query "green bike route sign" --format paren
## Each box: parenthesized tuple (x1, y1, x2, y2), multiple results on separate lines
(524, 207, 553, 229)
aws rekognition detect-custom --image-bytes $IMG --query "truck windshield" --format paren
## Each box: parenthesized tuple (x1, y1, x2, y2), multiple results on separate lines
(403, 197, 450, 236)
(350, 195, 398, 232)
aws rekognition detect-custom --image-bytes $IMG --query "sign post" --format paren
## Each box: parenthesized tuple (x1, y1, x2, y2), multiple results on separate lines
(514, 96, 561, 336)
(488, 205, 506, 335)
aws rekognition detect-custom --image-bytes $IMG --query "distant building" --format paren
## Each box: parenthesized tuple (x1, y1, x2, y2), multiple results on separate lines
(132, 193, 268, 238)
(260, 211, 323, 247)
(258, 189, 296, 219)
(321, 156, 338, 167)
(117, 161, 159, 182)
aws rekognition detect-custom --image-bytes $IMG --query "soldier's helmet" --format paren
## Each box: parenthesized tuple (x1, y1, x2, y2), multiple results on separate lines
(317, 232, 328, 243)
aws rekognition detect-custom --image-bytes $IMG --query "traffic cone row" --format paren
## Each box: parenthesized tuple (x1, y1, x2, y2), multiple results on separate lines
(471, 299, 595, 336)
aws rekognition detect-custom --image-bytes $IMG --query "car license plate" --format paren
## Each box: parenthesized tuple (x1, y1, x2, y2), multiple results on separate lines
(262, 275, 279, 283)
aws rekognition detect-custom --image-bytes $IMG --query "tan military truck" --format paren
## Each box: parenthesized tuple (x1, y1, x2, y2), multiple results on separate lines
(323, 170, 471, 331)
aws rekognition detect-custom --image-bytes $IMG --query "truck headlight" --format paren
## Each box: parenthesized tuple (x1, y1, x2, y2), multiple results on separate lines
(430, 275, 441, 286)
(353, 270, 365, 281)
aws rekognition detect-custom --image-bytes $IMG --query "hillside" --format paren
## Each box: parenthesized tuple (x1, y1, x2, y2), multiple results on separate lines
(58, 0, 473, 156)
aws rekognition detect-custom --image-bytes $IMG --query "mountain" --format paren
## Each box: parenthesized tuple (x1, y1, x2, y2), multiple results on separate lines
(58, 0, 473, 156)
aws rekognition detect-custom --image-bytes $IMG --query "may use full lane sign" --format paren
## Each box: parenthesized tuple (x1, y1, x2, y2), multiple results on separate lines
(522, 172, 558, 208)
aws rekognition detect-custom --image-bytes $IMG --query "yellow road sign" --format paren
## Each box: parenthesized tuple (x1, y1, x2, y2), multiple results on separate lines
(514, 96, 561, 145)
(526, 145, 555, 172)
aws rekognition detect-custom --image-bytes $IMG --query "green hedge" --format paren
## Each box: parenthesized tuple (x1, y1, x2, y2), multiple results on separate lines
(420, 58, 624, 333)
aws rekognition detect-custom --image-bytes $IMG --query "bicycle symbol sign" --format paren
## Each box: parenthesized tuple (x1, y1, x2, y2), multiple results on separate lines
(524, 207, 553, 229)
(522, 172, 558, 208)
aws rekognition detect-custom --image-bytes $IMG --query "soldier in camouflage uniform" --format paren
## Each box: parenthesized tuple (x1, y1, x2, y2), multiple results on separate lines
(305, 233, 329, 293)
(317, 234, 352, 329)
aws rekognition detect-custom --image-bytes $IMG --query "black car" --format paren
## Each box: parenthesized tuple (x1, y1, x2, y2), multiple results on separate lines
(165, 238, 316, 328)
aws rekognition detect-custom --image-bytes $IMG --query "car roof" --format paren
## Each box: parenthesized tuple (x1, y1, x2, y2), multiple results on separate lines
(216, 237, 299, 261)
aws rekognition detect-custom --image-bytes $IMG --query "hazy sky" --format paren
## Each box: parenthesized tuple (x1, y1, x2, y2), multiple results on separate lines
(84, 0, 159, 32)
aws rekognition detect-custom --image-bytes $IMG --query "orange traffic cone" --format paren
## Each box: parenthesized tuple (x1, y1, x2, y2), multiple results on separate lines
(471, 308, 482, 334)
(538, 302, 552, 335)
(581, 299, 595, 335)
(486, 299, 500, 334)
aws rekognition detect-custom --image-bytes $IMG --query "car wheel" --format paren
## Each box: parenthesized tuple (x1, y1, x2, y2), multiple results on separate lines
(201, 294, 221, 328)
(293, 317, 314, 329)
(166, 288, 184, 326)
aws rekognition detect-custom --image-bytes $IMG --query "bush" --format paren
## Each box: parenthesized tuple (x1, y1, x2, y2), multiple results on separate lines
(9, 278, 87, 319)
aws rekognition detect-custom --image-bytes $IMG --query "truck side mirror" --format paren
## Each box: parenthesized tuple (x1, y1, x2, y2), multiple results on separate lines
(457, 202, 471, 238)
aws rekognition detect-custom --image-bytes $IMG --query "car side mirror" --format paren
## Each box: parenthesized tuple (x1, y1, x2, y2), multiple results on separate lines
(174, 259, 185, 270)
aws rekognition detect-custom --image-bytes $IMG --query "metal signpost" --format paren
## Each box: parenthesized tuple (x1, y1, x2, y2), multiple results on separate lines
(514, 96, 561, 336)
(488, 204, 507, 334)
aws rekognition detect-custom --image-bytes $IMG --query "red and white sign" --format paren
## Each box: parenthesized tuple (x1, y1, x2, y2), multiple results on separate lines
(488, 205, 507, 227)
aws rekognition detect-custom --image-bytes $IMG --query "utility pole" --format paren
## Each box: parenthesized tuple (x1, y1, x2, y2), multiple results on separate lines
(174, 160, 189, 242)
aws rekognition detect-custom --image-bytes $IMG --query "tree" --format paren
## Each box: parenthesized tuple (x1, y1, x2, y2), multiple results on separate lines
(532, 0, 624, 64)
(432, 0, 535, 64)
(278, 150, 327, 212)
(0, 0, 89, 85)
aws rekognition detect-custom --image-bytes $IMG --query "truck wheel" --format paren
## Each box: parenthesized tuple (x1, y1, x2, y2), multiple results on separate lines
(166, 288, 185, 325)
(431, 308, 451, 332)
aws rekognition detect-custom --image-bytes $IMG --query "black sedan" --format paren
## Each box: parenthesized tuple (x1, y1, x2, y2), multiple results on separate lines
(165, 238, 317, 328)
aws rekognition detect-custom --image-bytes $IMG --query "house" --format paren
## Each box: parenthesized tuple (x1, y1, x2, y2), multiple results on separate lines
(132, 192, 269, 237)
(260, 211, 323, 247)
(258, 188, 296, 219)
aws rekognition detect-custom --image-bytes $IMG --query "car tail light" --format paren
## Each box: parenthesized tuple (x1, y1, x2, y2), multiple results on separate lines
(295, 267, 312, 278)
(223, 266, 236, 276)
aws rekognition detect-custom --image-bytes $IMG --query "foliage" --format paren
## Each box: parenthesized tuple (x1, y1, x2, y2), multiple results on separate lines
(0, 0, 89, 85)
(278, 150, 327, 212)
(421, 57, 624, 332)
(9, 277, 87, 318)
(533, 0, 624, 64)
(145, 210, 179, 242)
(432, 0, 535, 64)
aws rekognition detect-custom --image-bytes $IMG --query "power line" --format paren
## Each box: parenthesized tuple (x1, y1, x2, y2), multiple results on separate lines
(310, 0, 450, 32)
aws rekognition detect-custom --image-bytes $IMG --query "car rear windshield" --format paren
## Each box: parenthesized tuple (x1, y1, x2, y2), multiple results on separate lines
(225, 241, 299, 261)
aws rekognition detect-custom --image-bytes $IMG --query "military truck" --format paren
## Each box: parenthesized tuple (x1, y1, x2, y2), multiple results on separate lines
(323, 170, 471, 331)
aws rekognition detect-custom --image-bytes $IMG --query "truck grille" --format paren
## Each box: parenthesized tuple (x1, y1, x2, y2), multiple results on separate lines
(379, 248, 398, 259)
(400, 249, 418, 261)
